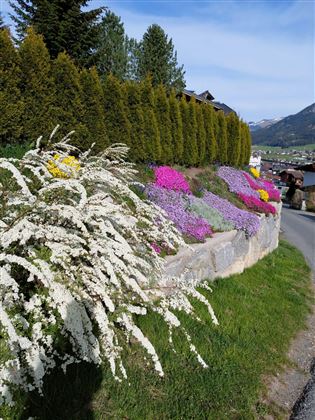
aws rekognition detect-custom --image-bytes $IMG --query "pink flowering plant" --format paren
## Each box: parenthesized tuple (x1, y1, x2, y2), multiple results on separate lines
(238, 193, 276, 215)
(154, 166, 191, 194)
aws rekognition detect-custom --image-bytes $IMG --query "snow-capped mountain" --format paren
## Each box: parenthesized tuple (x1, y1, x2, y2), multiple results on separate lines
(248, 117, 283, 132)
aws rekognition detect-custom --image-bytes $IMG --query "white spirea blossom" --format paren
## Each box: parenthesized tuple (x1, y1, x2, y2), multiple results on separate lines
(0, 128, 218, 405)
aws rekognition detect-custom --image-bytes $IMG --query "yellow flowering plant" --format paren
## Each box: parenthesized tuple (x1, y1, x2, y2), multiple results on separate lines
(47, 154, 80, 178)
(249, 167, 260, 178)
(258, 189, 269, 202)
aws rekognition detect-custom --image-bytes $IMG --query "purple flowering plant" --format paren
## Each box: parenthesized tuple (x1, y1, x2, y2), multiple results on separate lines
(203, 191, 260, 236)
(146, 184, 212, 241)
(217, 166, 259, 198)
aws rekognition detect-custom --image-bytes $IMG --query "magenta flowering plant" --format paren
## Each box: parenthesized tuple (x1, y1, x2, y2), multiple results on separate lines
(244, 172, 280, 202)
(202, 191, 260, 237)
(154, 166, 191, 194)
(238, 193, 276, 215)
(146, 184, 212, 241)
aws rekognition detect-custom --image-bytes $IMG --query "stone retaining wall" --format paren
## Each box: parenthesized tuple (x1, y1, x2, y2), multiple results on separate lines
(162, 202, 282, 285)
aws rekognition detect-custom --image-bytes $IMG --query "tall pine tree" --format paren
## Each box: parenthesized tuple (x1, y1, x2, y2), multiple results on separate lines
(202, 104, 217, 164)
(53, 51, 87, 147)
(19, 27, 55, 142)
(226, 112, 241, 167)
(138, 24, 185, 91)
(155, 84, 173, 163)
(124, 81, 146, 162)
(103, 74, 131, 147)
(140, 76, 161, 162)
(96, 11, 128, 80)
(125, 37, 141, 81)
(216, 111, 228, 165)
(80, 67, 107, 152)
(180, 97, 198, 166)
(169, 90, 183, 164)
(10, 0, 104, 66)
(0, 28, 24, 145)
(195, 104, 206, 165)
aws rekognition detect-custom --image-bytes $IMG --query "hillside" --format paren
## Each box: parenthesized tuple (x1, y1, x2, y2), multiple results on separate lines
(252, 103, 315, 146)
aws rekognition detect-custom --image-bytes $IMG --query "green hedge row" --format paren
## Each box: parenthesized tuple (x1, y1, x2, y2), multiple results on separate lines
(0, 27, 251, 166)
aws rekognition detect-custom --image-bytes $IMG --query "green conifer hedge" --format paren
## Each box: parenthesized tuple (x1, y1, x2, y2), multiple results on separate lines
(0, 28, 252, 167)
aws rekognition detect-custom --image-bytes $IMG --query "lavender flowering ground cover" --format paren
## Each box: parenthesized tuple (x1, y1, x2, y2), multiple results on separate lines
(217, 166, 259, 198)
(203, 191, 260, 237)
(145, 184, 212, 241)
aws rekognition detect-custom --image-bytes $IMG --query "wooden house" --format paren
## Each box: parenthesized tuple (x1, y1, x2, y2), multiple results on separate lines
(296, 162, 315, 212)
(179, 89, 236, 115)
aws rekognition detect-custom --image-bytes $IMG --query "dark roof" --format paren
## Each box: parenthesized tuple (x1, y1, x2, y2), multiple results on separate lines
(295, 162, 315, 172)
(181, 89, 221, 110)
(279, 169, 304, 179)
(199, 90, 215, 101)
(212, 101, 236, 115)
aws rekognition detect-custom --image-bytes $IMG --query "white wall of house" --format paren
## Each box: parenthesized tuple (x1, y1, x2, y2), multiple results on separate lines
(249, 155, 261, 171)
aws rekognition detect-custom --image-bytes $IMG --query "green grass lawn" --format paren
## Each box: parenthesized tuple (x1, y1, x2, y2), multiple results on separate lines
(252, 144, 315, 151)
(2, 241, 313, 419)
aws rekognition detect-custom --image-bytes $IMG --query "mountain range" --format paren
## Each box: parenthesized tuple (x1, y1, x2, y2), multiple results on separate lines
(251, 103, 315, 146)
(248, 118, 283, 132)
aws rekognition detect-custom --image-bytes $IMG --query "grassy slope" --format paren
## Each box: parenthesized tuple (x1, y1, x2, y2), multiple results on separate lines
(11, 241, 312, 420)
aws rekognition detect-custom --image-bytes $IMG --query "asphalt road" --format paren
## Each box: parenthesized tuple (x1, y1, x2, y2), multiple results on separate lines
(280, 205, 315, 420)
(281, 205, 315, 271)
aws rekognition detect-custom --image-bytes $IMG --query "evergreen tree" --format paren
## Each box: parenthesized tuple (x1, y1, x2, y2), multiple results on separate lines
(125, 36, 141, 81)
(53, 51, 87, 147)
(202, 104, 216, 164)
(216, 111, 228, 164)
(169, 90, 183, 164)
(195, 104, 207, 165)
(155, 84, 173, 164)
(0, 28, 24, 145)
(226, 112, 241, 166)
(180, 97, 198, 166)
(10, 0, 104, 66)
(19, 27, 55, 142)
(96, 11, 128, 80)
(239, 120, 250, 166)
(124, 81, 146, 162)
(140, 76, 161, 162)
(80, 67, 107, 152)
(244, 124, 252, 166)
(103, 73, 131, 147)
(138, 24, 185, 91)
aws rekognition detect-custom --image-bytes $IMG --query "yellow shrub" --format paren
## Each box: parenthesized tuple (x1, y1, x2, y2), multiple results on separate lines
(258, 189, 269, 202)
(250, 167, 260, 178)
(47, 154, 80, 178)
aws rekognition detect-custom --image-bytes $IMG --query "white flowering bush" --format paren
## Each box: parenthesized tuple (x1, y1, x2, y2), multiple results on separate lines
(0, 128, 218, 406)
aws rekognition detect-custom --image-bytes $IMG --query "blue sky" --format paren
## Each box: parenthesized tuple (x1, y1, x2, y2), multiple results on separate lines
(1, 0, 314, 121)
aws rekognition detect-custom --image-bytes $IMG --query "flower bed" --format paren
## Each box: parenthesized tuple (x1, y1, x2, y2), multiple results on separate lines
(217, 166, 259, 198)
(244, 172, 280, 202)
(189, 196, 234, 232)
(145, 184, 212, 241)
(202, 191, 260, 236)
